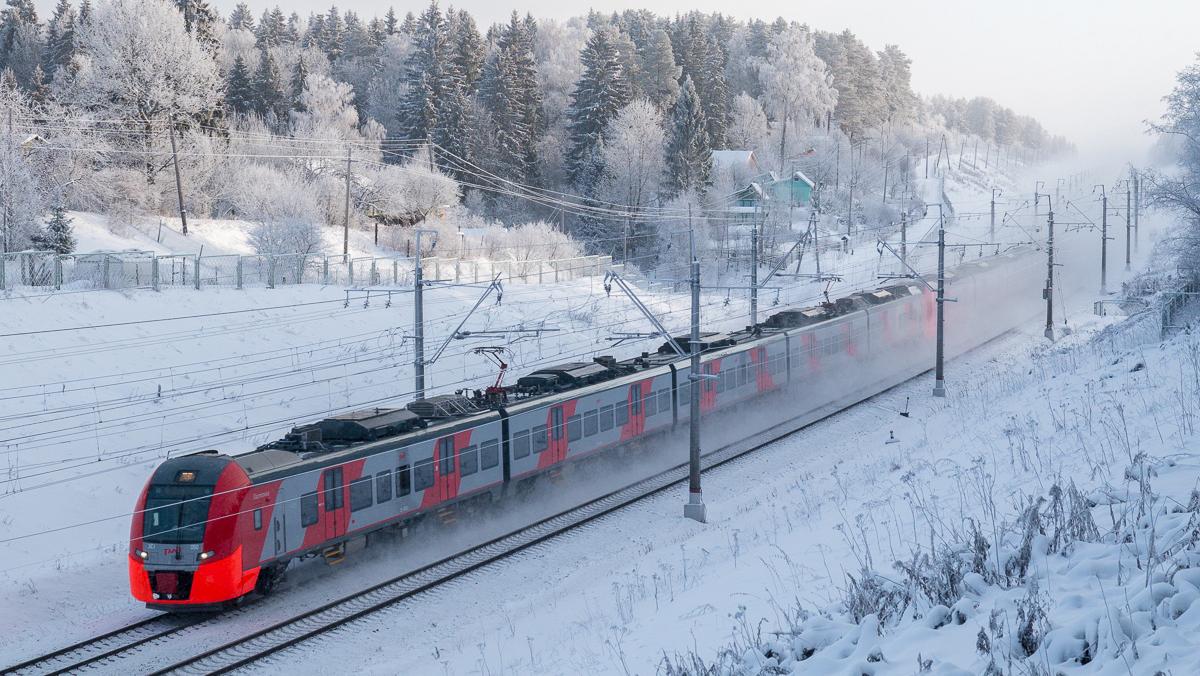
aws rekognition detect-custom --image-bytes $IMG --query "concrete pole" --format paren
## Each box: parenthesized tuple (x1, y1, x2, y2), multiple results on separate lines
(168, 116, 189, 236)
(933, 205, 946, 398)
(750, 205, 758, 326)
(685, 214, 706, 523)
(900, 211, 907, 268)
(1100, 191, 1108, 294)
(414, 229, 430, 400)
(1125, 187, 1132, 271)
(1045, 205, 1055, 340)
(343, 146, 352, 256)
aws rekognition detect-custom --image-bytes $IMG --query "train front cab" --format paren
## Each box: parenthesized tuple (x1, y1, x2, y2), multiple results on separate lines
(129, 451, 258, 611)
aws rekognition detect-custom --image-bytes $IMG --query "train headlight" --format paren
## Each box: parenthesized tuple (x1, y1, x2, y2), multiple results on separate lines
(198, 550, 215, 561)
(136, 549, 149, 559)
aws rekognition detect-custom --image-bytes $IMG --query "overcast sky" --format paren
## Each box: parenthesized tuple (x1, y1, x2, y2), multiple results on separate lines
(57, 0, 1200, 161)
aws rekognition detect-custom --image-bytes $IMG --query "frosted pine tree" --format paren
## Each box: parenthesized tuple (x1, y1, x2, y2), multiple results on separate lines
(254, 47, 289, 128)
(226, 55, 255, 115)
(43, 0, 76, 79)
(401, 3, 448, 143)
(665, 76, 711, 197)
(565, 25, 629, 187)
(635, 29, 680, 110)
(227, 3, 253, 31)
(32, 206, 75, 254)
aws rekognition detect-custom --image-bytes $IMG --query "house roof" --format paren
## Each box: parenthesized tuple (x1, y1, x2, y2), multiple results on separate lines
(711, 150, 759, 171)
(790, 170, 816, 188)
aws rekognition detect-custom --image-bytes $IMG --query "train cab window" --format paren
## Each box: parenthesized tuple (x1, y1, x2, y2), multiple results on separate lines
(659, 389, 671, 412)
(532, 425, 548, 452)
(323, 468, 344, 511)
(599, 405, 614, 431)
(376, 470, 392, 503)
(300, 492, 319, 527)
(513, 430, 531, 459)
(350, 477, 373, 512)
(396, 464, 412, 497)
(253, 508, 263, 531)
(438, 438, 456, 476)
(583, 409, 598, 436)
(480, 440, 500, 469)
(615, 402, 629, 427)
(414, 461, 434, 491)
(645, 394, 657, 416)
(567, 415, 582, 441)
(459, 445, 478, 476)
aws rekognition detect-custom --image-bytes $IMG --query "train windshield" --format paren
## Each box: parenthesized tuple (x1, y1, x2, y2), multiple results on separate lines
(142, 484, 214, 544)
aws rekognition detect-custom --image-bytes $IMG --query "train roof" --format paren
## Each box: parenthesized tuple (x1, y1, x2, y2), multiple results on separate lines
(228, 250, 1038, 480)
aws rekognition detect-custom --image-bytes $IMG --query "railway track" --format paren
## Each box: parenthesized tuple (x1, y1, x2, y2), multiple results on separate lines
(146, 374, 906, 675)
(1, 615, 201, 676)
(4, 357, 960, 676)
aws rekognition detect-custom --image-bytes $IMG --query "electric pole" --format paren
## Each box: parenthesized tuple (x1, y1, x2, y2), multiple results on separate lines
(168, 115, 188, 236)
(1044, 200, 1055, 340)
(1125, 183, 1132, 271)
(1096, 184, 1108, 294)
(990, 188, 1000, 242)
(933, 205, 946, 397)
(685, 212, 706, 524)
(809, 210, 822, 278)
(343, 146, 352, 256)
(1132, 168, 1140, 253)
(899, 211, 907, 268)
(414, 228, 435, 400)
(750, 205, 759, 326)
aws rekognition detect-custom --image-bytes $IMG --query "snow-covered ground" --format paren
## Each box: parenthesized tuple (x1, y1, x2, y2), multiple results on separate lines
(0, 163, 1167, 672)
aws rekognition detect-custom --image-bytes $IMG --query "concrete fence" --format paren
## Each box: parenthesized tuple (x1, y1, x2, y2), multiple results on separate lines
(0, 250, 612, 294)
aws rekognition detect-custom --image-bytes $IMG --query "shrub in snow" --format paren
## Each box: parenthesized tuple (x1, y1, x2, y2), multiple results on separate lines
(230, 165, 323, 255)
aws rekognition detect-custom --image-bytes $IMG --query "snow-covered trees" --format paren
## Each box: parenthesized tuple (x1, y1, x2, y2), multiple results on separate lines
(565, 25, 629, 187)
(726, 93, 769, 152)
(32, 206, 76, 253)
(70, 0, 220, 177)
(599, 99, 665, 258)
(664, 76, 711, 197)
(755, 26, 835, 170)
(233, 163, 323, 255)
(481, 13, 541, 187)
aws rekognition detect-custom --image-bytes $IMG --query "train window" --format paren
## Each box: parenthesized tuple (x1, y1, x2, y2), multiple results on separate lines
(678, 382, 689, 405)
(599, 405, 614, 431)
(438, 438, 455, 476)
(645, 393, 657, 416)
(396, 464, 411, 497)
(513, 430, 531, 458)
(300, 492, 318, 527)
(414, 461, 434, 491)
(323, 468, 344, 511)
(532, 425, 548, 453)
(583, 409, 598, 436)
(552, 408, 564, 440)
(480, 440, 500, 469)
(376, 470, 392, 503)
(253, 508, 263, 531)
(349, 477, 373, 512)
(615, 402, 628, 427)
(659, 389, 671, 412)
(567, 415, 582, 442)
(459, 445, 478, 476)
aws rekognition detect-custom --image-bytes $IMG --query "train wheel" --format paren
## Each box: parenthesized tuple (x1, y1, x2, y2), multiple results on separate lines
(255, 563, 286, 596)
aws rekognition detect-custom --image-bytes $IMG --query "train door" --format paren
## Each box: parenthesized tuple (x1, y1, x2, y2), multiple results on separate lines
(273, 514, 286, 557)
(433, 437, 456, 504)
(548, 405, 567, 465)
(322, 467, 345, 541)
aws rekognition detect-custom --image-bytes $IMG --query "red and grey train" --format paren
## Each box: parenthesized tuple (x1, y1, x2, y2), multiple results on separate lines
(129, 247, 1042, 610)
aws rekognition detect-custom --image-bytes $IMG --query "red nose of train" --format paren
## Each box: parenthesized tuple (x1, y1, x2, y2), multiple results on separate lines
(129, 451, 259, 611)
